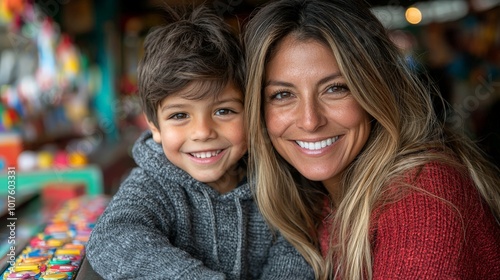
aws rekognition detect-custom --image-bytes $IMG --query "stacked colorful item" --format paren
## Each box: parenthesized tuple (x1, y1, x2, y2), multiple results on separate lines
(1, 196, 108, 280)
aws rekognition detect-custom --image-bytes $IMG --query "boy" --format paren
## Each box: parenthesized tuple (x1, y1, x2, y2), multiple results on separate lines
(86, 5, 314, 280)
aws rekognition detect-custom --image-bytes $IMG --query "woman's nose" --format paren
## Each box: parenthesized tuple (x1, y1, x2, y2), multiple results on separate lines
(296, 100, 326, 132)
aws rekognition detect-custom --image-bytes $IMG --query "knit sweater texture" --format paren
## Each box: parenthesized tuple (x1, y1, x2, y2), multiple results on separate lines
(319, 161, 500, 279)
(87, 131, 314, 280)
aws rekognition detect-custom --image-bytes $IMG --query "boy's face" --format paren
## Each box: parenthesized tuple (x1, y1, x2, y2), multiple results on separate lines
(148, 82, 247, 193)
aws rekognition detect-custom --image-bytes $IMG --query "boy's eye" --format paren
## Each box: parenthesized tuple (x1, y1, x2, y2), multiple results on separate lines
(215, 108, 234, 116)
(169, 113, 188, 119)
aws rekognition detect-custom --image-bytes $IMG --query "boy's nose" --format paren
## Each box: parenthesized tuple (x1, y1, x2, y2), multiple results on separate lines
(191, 118, 216, 141)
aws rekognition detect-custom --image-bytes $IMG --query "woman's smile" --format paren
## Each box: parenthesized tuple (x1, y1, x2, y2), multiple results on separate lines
(263, 35, 371, 186)
(295, 136, 340, 151)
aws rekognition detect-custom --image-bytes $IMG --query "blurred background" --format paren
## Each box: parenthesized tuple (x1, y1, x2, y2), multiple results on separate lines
(0, 1, 496, 275)
(0, 0, 499, 195)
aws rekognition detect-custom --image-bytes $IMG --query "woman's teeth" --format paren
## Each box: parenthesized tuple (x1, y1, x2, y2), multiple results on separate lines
(191, 150, 222, 158)
(296, 136, 339, 150)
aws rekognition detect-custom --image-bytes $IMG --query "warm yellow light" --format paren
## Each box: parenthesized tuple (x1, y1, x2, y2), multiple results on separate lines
(405, 7, 422, 24)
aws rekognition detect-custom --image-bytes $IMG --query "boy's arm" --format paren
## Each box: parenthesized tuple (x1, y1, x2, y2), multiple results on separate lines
(258, 232, 315, 280)
(86, 173, 225, 280)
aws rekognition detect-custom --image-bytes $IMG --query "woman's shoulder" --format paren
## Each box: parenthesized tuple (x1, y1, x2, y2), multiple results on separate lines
(402, 160, 474, 199)
(371, 160, 500, 279)
(378, 160, 489, 225)
(372, 162, 476, 239)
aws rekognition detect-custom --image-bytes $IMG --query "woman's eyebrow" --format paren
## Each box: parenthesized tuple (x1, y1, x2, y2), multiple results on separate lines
(317, 73, 343, 85)
(264, 80, 294, 88)
(265, 73, 343, 88)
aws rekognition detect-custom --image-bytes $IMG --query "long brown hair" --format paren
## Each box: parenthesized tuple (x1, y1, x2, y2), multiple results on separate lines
(243, 0, 500, 279)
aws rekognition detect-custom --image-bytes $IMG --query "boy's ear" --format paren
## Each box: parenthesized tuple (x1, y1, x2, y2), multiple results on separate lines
(146, 116, 162, 143)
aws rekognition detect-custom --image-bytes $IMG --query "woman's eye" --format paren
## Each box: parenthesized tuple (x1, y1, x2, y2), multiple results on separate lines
(169, 113, 188, 119)
(270, 91, 292, 100)
(215, 108, 234, 116)
(326, 83, 349, 93)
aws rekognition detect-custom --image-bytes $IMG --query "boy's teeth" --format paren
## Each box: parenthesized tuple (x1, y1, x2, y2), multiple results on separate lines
(191, 150, 221, 158)
(296, 136, 339, 150)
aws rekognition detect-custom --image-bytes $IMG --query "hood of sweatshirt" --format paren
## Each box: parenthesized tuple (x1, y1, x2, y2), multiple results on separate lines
(130, 130, 254, 277)
(131, 130, 251, 200)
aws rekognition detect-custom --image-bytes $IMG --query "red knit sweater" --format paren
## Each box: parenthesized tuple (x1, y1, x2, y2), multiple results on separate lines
(319, 162, 500, 279)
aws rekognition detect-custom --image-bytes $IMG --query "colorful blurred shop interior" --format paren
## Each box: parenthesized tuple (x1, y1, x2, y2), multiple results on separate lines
(0, 0, 499, 278)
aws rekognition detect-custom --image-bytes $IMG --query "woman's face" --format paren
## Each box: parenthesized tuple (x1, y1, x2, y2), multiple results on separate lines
(263, 36, 371, 190)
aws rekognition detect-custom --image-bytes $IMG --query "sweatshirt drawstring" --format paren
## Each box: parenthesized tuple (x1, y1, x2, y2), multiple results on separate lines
(201, 189, 219, 265)
(233, 197, 243, 276)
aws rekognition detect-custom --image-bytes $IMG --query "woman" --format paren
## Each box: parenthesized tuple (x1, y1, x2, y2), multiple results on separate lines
(243, 0, 500, 279)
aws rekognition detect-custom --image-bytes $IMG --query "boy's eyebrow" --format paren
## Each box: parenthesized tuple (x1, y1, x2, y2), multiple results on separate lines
(160, 96, 243, 112)
(217, 97, 244, 104)
(160, 103, 187, 112)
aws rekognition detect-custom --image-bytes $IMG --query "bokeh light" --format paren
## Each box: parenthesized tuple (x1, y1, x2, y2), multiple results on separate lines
(406, 7, 422, 24)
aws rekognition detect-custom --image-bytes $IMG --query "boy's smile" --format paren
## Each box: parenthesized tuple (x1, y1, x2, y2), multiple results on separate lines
(148, 81, 247, 193)
(189, 149, 222, 160)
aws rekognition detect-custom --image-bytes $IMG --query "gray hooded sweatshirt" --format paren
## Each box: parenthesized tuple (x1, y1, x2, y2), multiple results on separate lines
(86, 131, 314, 280)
